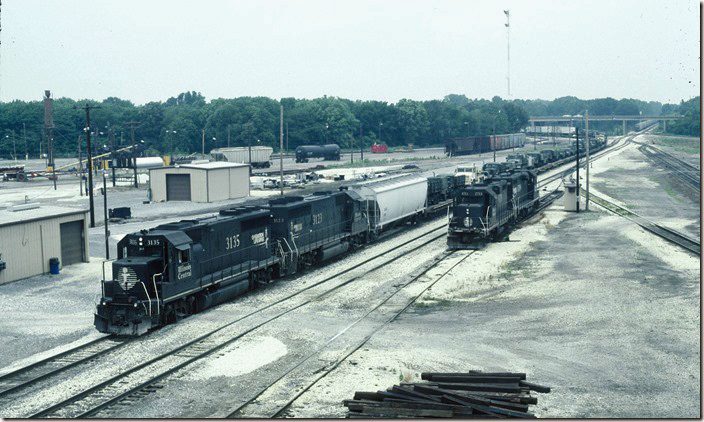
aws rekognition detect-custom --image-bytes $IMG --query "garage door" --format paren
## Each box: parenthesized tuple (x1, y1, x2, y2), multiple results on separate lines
(60, 220, 84, 265)
(166, 174, 191, 201)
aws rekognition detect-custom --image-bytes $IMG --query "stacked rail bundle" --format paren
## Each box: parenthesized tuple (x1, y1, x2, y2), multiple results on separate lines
(344, 371, 550, 418)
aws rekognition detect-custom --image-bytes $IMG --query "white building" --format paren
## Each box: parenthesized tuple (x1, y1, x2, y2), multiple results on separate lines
(149, 162, 250, 203)
(0, 205, 90, 285)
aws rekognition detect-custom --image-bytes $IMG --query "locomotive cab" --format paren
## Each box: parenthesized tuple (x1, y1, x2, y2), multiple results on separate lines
(447, 180, 509, 249)
(95, 231, 194, 336)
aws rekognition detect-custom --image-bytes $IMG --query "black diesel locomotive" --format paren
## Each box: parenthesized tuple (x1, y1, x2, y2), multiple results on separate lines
(447, 136, 608, 249)
(447, 169, 538, 249)
(95, 179, 450, 336)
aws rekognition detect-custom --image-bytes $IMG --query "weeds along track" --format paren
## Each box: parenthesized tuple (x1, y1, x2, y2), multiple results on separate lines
(638, 145, 700, 193)
(24, 220, 450, 418)
(0, 337, 127, 406)
(227, 249, 475, 418)
(588, 192, 700, 255)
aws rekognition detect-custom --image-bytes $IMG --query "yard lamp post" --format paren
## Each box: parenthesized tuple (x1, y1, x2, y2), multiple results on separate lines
(165, 129, 177, 163)
(378, 122, 383, 143)
(103, 171, 110, 260)
(493, 109, 502, 163)
(6, 133, 17, 162)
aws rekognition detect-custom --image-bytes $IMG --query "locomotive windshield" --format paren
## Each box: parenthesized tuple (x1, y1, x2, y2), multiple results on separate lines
(458, 191, 485, 205)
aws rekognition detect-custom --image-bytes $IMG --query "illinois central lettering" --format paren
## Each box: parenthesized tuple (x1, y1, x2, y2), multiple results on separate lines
(177, 263, 192, 279)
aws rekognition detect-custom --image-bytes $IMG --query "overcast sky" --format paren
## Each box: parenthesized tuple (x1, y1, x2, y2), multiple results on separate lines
(0, 0, 699, 106)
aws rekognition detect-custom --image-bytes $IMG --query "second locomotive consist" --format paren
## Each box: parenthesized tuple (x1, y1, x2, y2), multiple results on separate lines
(447, 168, 538, 249)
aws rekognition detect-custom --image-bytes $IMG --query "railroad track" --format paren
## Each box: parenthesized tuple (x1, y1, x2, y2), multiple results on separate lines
(588, 192, 700, 255)
(537, 134, 634, 189)
(638, 145, 700, 193)
(0, 337, 126, 404)
(228, 249, 475, 418)
(25, 221, 451, 418)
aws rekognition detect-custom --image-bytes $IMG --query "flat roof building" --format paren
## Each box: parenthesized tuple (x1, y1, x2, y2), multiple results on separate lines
(0, 205, 89, 285)
(149, 162, 250, 203)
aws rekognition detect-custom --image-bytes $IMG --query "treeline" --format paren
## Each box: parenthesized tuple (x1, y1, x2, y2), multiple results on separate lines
(661, 97, 700, 136)
(0, 93, 529, 159)
(0, 92, 691, 159)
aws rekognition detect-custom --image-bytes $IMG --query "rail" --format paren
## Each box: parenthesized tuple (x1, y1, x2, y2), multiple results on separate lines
(588, 192, 700, 255)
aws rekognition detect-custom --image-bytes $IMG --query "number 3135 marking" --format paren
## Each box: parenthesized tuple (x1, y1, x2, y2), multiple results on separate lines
(225, 234, 240, 250)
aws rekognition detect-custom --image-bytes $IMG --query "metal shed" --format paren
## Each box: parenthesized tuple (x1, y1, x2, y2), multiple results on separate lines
(149, 162, 250, 203)
(0, 205, 90, 285)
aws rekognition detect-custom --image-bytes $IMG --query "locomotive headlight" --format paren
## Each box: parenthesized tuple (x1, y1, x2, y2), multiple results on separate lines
(134, 303, 138, 308)
(463, 217, 470, 227)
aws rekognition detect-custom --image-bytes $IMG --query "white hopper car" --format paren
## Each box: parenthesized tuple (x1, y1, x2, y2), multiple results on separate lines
(210, 146, 273, 168)
(347, 174, 429, 233)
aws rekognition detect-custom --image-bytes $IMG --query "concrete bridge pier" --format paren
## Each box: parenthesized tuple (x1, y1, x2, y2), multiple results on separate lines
(623, 120, 627, 135)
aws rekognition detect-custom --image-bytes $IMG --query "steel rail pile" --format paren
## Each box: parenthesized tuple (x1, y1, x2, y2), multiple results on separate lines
(344, 371, 550, 418)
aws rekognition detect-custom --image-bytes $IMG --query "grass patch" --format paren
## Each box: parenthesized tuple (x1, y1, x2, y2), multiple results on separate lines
(646, 175, 688, 203)
(645, 136, 700, 155)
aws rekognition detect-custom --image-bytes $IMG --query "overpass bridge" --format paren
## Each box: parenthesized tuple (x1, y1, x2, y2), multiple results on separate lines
(528, 115, 680, 133)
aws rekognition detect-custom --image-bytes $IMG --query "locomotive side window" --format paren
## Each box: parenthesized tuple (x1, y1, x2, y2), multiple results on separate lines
(178, 248, 190, 263)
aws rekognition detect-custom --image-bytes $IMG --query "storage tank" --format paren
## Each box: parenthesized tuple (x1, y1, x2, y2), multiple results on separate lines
(295, 144, 341, 163)
(348, 174, 428, 230)
(210, 146, 273, 168)
(135, 157, 165, 169)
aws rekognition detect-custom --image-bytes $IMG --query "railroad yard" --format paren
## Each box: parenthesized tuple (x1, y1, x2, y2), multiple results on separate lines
(0, 132, 699, 418)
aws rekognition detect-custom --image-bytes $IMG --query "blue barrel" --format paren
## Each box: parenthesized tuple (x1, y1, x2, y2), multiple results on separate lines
(49, 257, 60, 275)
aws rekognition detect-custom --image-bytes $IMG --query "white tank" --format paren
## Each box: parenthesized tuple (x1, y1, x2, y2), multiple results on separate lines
(348, 174, 428, 230)
(135, 157, 165, 169)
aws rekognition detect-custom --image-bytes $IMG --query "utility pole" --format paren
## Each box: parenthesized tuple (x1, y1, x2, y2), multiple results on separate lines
(109, 127, 116, 187)
(575, 127, 580, 213)
(360, 123, 364, 161)
(22, 123, 27, 160)
(227, 125, 231, 148)
(492, 129, 496, 163)
(248, 137, 252, 170)
(280, 105, 284, 196)
(76, 103, 101, 228)
(77, 135, 83, 196)
(125, 121, 140, 188)
(585, 110, 590, 211)
(103, 172, 109, 260)
(201, 128, 205, 157)
(44, 90, 57, 190)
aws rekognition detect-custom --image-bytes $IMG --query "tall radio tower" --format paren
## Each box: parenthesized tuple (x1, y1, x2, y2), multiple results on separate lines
(504, 9, 510, 99)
